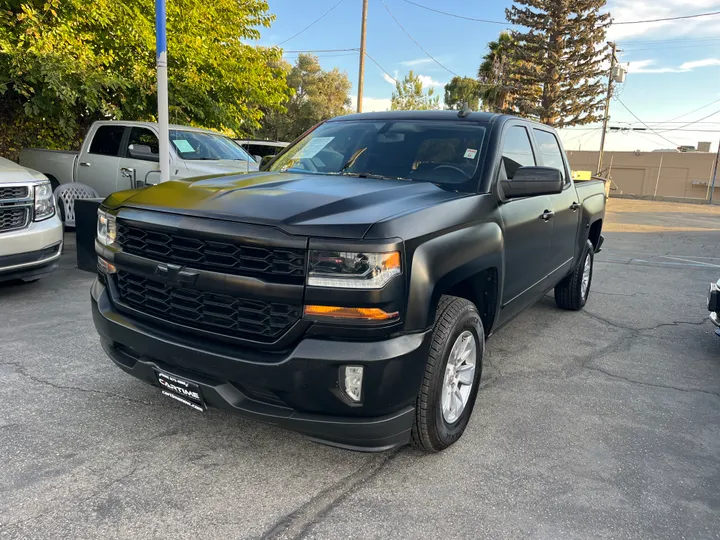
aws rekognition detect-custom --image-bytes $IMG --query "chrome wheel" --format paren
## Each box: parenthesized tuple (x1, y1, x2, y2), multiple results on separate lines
(581, 253, 592, 299)
(441, 330, 477, 424)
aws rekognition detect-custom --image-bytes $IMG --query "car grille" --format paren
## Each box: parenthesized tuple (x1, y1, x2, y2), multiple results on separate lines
(116, 223, 306, 280)
(0, 186, 29, 200)
(0, 207, 29, 233)
(116, 270, 301, 341)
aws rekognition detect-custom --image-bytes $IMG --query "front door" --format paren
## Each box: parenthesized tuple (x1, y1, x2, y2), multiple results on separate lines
(497, 125, 554, 309)
(75, 124, 125, 197)
(117, 127, 161, 190)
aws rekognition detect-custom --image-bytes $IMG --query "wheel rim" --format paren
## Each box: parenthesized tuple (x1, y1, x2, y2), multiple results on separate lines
(581, 253, 592, 299)
(441, 330, 477, 424)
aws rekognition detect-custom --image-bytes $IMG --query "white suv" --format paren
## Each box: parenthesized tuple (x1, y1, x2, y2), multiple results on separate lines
(0, 157, 63, 283)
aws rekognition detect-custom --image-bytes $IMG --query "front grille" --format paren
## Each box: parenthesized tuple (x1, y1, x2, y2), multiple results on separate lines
(0, 186, 29, 200)
(116, 271, 301, 341)
(117, 223, 305, 279)
(0, 207, 29, 232)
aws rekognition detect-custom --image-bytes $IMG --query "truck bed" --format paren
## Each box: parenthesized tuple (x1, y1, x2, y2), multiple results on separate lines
(19, 148, 79, 186)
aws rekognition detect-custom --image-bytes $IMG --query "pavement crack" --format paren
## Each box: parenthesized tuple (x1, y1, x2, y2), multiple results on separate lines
(0, 360, 153, 406)
(259, 449, 402, 540)
(582, 364, 720, 397)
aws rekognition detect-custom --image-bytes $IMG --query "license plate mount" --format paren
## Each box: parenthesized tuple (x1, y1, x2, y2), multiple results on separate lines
(155, 371, 206, 412)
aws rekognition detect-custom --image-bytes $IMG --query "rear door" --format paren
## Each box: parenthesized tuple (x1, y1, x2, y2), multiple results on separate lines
(75, 124, 125, 197)
(497, 124, 554, 307)
(532, 128, 579, 274)
(117, 127, 161, 190)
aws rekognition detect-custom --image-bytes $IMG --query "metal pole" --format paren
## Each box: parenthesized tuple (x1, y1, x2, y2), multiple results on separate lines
(709, 138, 720, 204)
(356, 0, 368, 113)
(156, 0, 170, 184)
(653, 154, 663, 200)
(596, 42, 616, 175)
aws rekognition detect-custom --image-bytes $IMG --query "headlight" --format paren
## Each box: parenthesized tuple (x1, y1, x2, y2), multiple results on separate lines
(308, 250, 401, 289)
(33, 181, 55, 221)
(97, 209, 116, 246)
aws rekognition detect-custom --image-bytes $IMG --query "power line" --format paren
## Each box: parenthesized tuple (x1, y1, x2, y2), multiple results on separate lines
(277, 0, 346, 46)
(380, 0, 459, 76)
(283, 48, 359, 53)
(614, 98, 680, 146)
(650, 98, 720, 125)
(365, 51, 398, 84)
(400, 0, 509, 25)
(620, 35, 720, 45)
(613, 10, 720, 24)
(622, 42, 720, 52)
(655, 109, 720, 133)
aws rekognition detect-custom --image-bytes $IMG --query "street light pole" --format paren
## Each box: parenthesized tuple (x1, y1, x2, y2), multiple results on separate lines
(156, 0, 170, 184)
(596, 41, 617, 175)
(356, 0, 368, 113)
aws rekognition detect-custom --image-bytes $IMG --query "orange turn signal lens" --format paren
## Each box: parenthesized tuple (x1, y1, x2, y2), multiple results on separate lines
(304, 305, 399, 321)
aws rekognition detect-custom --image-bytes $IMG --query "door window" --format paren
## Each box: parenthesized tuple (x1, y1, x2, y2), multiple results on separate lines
(125, 127, 159, 161)
(88, 125, 125, 156)
(533, 129, 567, 183)
(500, 126, 535, 179)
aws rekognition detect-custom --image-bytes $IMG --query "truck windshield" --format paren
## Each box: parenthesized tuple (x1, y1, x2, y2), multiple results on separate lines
(170, 130, 252, 161)
(268, 120, 486, 192)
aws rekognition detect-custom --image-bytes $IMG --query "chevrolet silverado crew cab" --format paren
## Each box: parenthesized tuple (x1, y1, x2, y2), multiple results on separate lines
(92, 111, 605, 452)
(20, 121, 258, 198)
(0, 157, 63, 283)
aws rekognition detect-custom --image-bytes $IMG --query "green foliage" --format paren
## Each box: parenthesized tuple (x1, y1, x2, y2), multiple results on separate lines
(255, 54, 352, 141)
(505, 0, 611, 126)
(443, 76, 480, 111)
(0, 0, 289, 159)
(391, 71, 440, 111)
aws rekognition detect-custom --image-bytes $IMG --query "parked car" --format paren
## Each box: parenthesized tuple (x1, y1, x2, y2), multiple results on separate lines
(20, 121, 259, 198)
(707, 279, 720, 336)
(235, 139, 289, 162)
(92, 110, 606, 452)
(0, 157, 63, 283)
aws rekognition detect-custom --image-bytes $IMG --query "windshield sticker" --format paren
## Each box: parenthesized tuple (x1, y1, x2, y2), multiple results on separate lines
(463, 148, 478, 159)
(295, 137, 334, 159)
(172, 139, 195, 153)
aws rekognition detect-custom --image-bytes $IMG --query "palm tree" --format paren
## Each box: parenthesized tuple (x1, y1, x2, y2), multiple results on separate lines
(477, 32, 515, 113)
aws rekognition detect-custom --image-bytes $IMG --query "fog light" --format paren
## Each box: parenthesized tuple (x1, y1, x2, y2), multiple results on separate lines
(340, 365, 364, 403)
(97, 257, 116, 274)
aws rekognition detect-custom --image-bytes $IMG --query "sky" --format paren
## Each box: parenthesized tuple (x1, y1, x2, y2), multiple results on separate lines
(256, 0, 720, 153)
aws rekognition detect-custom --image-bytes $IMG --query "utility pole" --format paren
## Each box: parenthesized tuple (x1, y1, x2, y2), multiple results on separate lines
(709, 137, 720, 204)
(596, 41, 617, 175)
(356, 0, 368, 113)
(156, 0, 170, 184)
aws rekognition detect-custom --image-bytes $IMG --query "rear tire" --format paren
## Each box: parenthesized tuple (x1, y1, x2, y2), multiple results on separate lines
(554, 239, 594, 311)
(411, 295, 485, 453)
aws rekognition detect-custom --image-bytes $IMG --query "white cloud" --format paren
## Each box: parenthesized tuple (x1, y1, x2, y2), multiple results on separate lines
(400, 58, 435, 67)
(606, 0, 720, 41)
(679, 58, 720, 69)
(349, 96, 392, 112)
(382, 72, 396, 85)
(417, 74, 445, 87)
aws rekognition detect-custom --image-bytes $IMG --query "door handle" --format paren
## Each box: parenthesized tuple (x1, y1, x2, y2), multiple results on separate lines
(570, 201, 580, 211)
(540, 210, 554, 221)
(120, 167, 135, 178)
(79, 162, 91, 167)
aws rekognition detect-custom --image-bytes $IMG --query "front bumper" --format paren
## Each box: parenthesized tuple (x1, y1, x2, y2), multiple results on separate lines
(0, 214, 63, 282)
(91, 278, 431, 451)
(707, 281, 720, 334)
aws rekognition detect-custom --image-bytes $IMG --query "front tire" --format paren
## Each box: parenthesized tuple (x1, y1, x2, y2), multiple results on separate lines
(555, 239, 594, 311)
(411, 295, 485, 453)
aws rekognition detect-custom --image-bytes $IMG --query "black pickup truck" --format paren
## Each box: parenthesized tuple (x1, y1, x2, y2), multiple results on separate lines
(92, 111, 605, 452)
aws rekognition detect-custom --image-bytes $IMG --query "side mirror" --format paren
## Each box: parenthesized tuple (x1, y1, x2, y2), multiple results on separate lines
(128, 144, 159, 162)
(500, 166, 563, 199)
(253, 155, 263, 164)
(259, 155, 275, 171)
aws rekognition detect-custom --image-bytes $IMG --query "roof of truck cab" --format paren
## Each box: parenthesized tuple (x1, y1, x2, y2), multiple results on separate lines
(92, 120, 223, 135)
(331, 110, 554, 130)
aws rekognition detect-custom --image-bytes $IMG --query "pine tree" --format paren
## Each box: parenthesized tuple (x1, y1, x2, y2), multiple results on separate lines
(391, 71, 440, 111)
(505, 0, 611, 127)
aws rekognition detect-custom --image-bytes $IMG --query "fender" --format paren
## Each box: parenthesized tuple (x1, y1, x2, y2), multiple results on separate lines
(404, 221, 503, 331)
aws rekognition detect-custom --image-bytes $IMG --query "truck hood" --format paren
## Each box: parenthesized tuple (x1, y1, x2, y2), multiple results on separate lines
(0, 156, 47, 183)
(110, 171, 468, 238)
(181, 159, 259, 177)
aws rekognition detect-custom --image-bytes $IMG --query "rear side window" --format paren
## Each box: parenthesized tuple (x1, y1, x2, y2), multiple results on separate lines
(500, 126, 535, 179)
(533, 129, 567, 183)
(246, 144, 279, 158)
(89, 125, 125, 157)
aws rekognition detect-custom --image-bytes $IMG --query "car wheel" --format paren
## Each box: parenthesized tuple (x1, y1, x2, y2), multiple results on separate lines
(554, 239, 594, 311)
(411, 295, 485, 453)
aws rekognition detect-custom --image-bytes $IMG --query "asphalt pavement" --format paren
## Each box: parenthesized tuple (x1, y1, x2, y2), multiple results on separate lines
(1, 199, 719, 539)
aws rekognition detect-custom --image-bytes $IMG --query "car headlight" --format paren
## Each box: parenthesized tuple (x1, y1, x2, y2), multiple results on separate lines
(33, 181, 55, 221)
(308, 250, 401, 289)
(97, 209, 116, 246)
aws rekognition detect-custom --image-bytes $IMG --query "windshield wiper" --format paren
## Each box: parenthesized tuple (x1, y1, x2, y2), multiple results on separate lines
(336, 172, 410, 182)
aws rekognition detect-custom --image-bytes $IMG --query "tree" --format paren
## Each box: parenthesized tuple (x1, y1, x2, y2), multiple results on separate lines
(444, 76, 480, 110)
(505, 0, 611, 127)
(477, 32, 517, 113)
(0, 0, 289, 159)
(391, 71, 440, 111)
(255, 54, 351, 141)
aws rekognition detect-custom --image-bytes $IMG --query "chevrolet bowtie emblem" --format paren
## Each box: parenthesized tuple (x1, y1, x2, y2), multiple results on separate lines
(155, 262, 199, 286)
